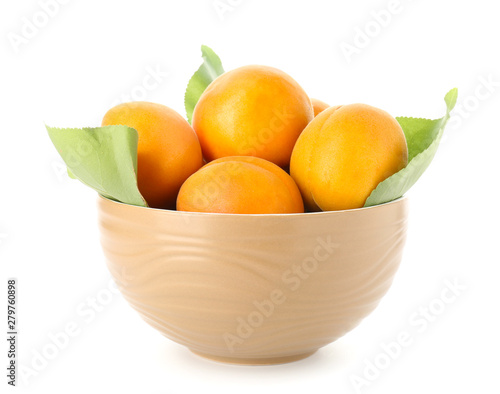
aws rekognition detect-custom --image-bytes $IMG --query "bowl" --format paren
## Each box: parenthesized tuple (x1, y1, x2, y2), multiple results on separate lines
(97, 195, 409, 365)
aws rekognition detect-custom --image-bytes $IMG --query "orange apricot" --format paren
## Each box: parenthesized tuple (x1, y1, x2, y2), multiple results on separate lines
(177, 159, 304, 214)
(102, 102, 203, 209)
(192, 65, 314, 168)
(311, 98, 330, 116)
(205, 156, 304, 212)
(290, 104, 408, 211)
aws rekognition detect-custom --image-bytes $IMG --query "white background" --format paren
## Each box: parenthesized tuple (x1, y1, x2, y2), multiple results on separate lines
(1, 0, 499, 393)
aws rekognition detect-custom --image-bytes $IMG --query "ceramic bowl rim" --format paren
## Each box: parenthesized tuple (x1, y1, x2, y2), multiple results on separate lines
(98, 194, 408, 218)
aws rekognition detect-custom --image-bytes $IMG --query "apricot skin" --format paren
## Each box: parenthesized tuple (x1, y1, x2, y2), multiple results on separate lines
(102, 102, 203, 209)
(290, 104, 408, 211)
(192, 65, 314, 168)
(311, 98, 330, 117)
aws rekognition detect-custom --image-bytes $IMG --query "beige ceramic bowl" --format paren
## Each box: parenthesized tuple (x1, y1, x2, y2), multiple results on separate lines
(98, 195, 409, 365)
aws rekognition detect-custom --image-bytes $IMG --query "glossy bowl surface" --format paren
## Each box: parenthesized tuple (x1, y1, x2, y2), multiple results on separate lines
(98, 196, 409, 364)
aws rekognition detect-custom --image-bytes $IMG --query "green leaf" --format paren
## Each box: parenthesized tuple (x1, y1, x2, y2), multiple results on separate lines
(67, 168, 76, 179)
(184, 45, 225, 124)
(364, 88, 458, 207)
(47, 125, 148, 207)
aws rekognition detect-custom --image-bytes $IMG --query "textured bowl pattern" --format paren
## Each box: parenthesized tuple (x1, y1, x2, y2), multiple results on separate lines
(98, 196, 408, 365)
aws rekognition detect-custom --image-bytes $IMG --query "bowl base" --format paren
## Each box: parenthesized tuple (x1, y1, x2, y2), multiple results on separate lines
(190, 349, 317, 365)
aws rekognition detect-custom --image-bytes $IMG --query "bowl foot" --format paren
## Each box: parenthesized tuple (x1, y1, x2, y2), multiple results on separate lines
(190, 349, 317, 365)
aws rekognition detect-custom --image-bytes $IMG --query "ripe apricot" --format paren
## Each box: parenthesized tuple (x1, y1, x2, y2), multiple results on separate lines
(204, 156, 304, 212)
(177, 159, 304, 214)
(102, 102, 203, 209)
(192, 65, 314, 168)
(290, 104, 408, 211)
(311, 98, 330, 117)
